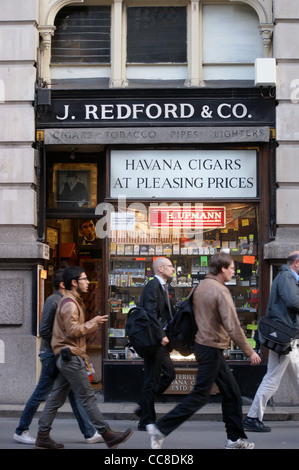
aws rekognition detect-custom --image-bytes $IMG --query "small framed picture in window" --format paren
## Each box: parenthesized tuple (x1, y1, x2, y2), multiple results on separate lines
(78, 218, 102, 250)
(51, 163, 98, 209)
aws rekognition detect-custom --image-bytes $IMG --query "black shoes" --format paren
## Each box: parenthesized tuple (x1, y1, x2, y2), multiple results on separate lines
(135, 406, 147, 430)
(243, 417, 271, 432)
(134, 406, 141, 418)
(138, 422, 147, 431)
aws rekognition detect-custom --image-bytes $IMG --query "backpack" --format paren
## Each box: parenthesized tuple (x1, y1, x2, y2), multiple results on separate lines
(166, 286, 198, 357)
(258, 316, 297, 356)
(126, 306, 160, 358)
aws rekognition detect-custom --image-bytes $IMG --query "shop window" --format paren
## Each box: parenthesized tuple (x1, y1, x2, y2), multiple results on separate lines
(52, 6, 111, 64)
(108, 202, 260, 361)
(44, 216, 104, 385)
(45, 218, 103, 335)
(127, 7, 187, 63)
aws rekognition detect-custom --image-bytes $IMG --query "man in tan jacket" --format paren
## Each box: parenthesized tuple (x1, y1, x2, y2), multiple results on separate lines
(35, 265, 133, 449)
(147, 252, 260, 450)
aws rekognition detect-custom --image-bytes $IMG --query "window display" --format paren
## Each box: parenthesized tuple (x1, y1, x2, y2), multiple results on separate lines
(45, 218, 103, 345)
(108, 202, 259, 361)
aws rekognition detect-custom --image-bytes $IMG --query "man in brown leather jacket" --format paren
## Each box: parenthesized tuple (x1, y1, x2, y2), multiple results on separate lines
(35, 265, 133, 449)
(147, 252, 261, 450)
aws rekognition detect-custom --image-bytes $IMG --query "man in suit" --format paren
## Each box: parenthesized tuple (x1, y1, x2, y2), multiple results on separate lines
(137, 257, 176, 430)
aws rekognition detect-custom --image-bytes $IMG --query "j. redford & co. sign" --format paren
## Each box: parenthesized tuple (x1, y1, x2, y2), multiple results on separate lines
(37, 91, 275, 127)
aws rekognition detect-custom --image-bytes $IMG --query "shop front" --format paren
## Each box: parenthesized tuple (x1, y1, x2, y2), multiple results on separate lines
(36, 86, 275, 401)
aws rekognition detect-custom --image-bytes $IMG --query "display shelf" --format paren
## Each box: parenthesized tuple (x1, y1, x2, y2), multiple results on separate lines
(108, 201, 260, 361)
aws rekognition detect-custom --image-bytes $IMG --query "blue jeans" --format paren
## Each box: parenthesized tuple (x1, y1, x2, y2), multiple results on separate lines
(15, 352, 96, 438)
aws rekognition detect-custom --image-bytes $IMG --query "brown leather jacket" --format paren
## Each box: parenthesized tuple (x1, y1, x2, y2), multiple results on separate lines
(51, 290, 99, 360)
(193, 273, 254, 358)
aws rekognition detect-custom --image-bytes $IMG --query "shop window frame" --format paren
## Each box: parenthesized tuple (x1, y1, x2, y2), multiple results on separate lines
(45, 151, 105, 218)
(103, 142, 272, 363)
(106, 198, 261, 361)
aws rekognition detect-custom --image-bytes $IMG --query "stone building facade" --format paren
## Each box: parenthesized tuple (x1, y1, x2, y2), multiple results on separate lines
(0, 0, 298, 404)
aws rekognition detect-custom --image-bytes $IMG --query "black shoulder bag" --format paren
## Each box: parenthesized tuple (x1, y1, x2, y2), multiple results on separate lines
(258, 316, 297, 355)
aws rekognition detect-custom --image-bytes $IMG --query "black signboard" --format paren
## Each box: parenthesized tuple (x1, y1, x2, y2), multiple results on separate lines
(36, 88, 275, 128)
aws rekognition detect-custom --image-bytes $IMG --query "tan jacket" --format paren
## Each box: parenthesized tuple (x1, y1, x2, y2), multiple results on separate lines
(51, 290, 99, 360)
(193, 274, 254, 358)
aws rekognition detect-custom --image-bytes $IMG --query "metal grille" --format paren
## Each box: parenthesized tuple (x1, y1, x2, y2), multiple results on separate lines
(127, 7, 187, 63)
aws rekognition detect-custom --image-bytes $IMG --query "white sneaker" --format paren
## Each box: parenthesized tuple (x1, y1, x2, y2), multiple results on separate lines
(85, 431, 104, 443)
(13, 431, 35, 444)
(146, 424, 165, 449)
(225, 438, 255, 449)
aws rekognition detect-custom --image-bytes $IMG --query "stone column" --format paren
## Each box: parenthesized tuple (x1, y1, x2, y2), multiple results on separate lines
(38, 26, 56, 85)
(110, 0, 127, 88)
(265, 1, 299, 263)
(186, 0, 204, 87)
(264, 0, 299, 405)
(0, 0, 48, 403)
(259, 25, 274, 58)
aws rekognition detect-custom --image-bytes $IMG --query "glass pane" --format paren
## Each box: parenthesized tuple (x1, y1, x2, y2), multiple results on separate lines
(203, 4, 263, 64)
(108, 202, 260, 361)
(127, 7, 187, 63)
(52, 6, 111, 64)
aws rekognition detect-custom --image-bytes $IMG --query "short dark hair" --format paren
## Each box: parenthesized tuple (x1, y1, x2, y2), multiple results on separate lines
(52, 269, 65, 290)
(209, 252, 233, 275)
(80, 219, 95, 229)
(63, 266, 85, 290)
(287, 252, 299, 266)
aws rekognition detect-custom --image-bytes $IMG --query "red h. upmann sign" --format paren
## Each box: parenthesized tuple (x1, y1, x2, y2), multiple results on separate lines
(149, 207, 226, 228)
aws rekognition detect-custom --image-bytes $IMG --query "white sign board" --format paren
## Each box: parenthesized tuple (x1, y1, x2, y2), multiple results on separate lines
(110, 212, 136, 231)
(110, 149, 257, 199)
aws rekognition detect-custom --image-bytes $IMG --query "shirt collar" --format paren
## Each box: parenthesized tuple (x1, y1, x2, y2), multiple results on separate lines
(291, 268, 299, 284)
(154, 274, 166, 287)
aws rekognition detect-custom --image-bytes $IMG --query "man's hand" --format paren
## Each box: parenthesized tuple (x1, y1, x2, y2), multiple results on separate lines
(95, 315, 108, 324)
(161, 336, 169, 347)
(249, 351, 261, 365)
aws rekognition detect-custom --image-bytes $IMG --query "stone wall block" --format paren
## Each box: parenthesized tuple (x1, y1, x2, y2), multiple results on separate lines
(276, 188, 299, 225)
(0, 147, 36, 184)
(0, 25, 37, 62)
(0, 105, 35, 142)
(0, 188, 36, 225)
(0, 279, 24, 325)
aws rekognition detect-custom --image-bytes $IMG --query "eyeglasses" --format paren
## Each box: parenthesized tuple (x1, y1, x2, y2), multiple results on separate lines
(77, 276, 89, 281)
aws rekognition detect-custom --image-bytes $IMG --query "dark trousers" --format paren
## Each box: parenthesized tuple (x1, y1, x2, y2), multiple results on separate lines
(139, 346, 175, 426)
(157, 343, 247, 441)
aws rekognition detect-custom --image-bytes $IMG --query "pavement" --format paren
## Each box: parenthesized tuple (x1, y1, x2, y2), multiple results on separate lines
(1, 394, 299, 422)
(2, 396, 299, 451)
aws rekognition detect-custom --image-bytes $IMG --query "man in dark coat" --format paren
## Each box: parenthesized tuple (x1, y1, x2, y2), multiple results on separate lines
(137, 257, 176, 430)
(244, 251, 299, 432)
